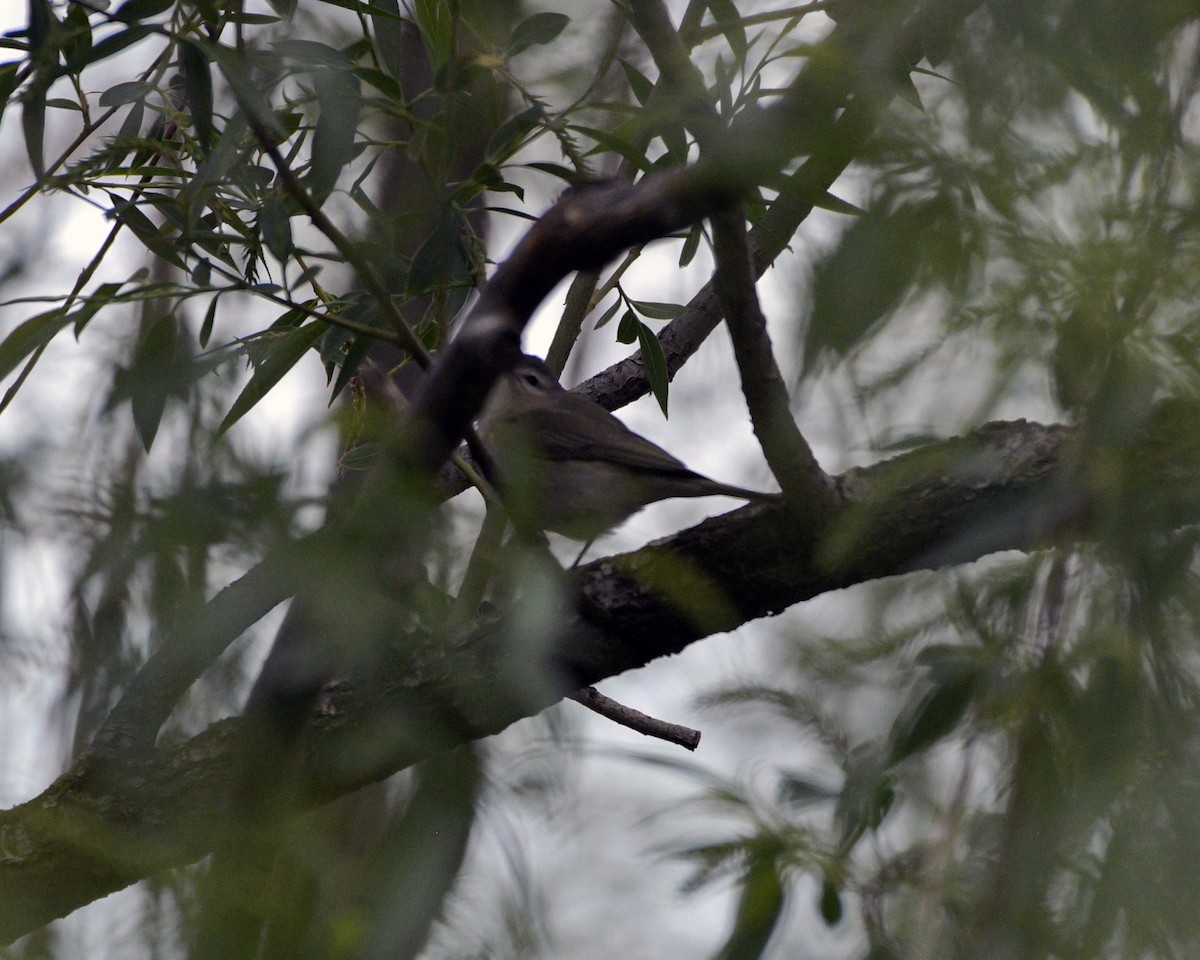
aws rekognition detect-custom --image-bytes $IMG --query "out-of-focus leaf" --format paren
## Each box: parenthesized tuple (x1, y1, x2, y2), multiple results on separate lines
(180, 41, 214, 154)
(112, 0, 174, 22)
(217, 321, 328, 436)
(680, 221, 703, 266)
(0, 63, 19, 128)
(82, 24, 153, 67)
(358, 750, 480, 960)
(707, 0, 747, 63)
(818, 875, 842, 926)
(889, 659, 979, 764)
(98, 80, 151, 107)
(22, 83, 46, 177)
(806, 201, 937, 369)
(777, 772, 837, 807)
(619, 58, 654, 105)
(309, 66, 361, 204)
(0, 309, 72, 382)
(834, 745, 894, 852)
(407, 208, 469, 296)
(198, 294, 219, 348)
(637, 322, 670, 416)
(571, 124, 653, 171)
(507, 12, 569, 56)
(370, 0, 404, 81)
(265, 0, 296, 20)
(61, 3, 92, 70)
(484, 104, 544, 164)
(111, 198, 187, 270)
(714, 842, 785, 960)
(272, 38, 353, 68)
(630, 298, 685, 320)
(127, 316, 179, 452)
(260, 189, 293, 262)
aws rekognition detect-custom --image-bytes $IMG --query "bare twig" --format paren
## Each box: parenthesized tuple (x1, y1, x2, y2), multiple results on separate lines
(570, 686, 702, 751)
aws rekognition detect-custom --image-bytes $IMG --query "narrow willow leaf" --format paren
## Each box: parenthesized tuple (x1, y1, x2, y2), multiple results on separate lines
(180, 41, 214, 154)
(507, 12, 569, 56)
(129, 316, 178, 452)
(629, 298, 684, 320)
(637, 322, 670, 416)
(0, 309, 72, 382)
(707, 0, 747, 63)
(310, 66, 361, 204)
(198, 294, 219, 348)
(570, 124, 652, 171)
(98, 80, 151, 107)
(113, 0, 175, 22)
(217, 321, 328, 436)
(21, 84, 46, 177)
(484, 104, 544, 164)
(83, 24, 153, 66)
(619, 58, 654, 105)
(370, 0, 405, 81)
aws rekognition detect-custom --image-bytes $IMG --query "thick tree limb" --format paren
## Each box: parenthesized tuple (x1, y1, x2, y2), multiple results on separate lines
(0, 418, 1080, 943)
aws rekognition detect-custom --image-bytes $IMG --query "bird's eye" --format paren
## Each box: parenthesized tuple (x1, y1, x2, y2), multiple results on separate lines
(522, 373, 541, 387)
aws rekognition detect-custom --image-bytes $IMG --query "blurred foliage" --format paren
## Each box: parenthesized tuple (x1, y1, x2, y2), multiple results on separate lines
(2, 0, 1200, 959)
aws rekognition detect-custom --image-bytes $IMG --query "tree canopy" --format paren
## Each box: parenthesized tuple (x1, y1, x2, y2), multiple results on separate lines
(2, 1, 1200, 958)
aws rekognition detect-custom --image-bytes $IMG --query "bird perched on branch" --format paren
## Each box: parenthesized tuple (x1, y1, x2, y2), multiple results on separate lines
(478, 354, 774, 541)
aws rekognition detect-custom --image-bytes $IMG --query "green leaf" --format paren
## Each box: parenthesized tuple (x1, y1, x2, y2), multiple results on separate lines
(198, 294, 219, 348)
(111, 198, 187, 270)
(272, 38, 353, 68)
(888, 661, 979, 764)
(629, 298, 684, 320)
(180, 41, 214, 154)
(679, 221, 703, 266)
(22, 84, 46, 177)
(309, 66, 361, 204)
(818, 876, 843, 926)
(0, 63, 20, 128)
(83, 24, 153, 67)
(707, 0, 747, 63)
(637, 321, 670, 416)
(616, 308, 638, 345)
(619, 58, 654, 105)
(128, 316, 179, 451)
(112, 0, 174, 22)
(260, 189, 293, 262)
(507, 12, 569, 56)
(98, 80, 151, 107)
(484, 104, 544, 164)
(217, 321, 328, 436)
(570, 124, 652, 171)
(370, 0, 405, 81)
(806, 202, 933, 369)
(0, 309, 72, 382)
(61, 3, 93, 70)
(715, 844, 785, 960)
(593, 297, 621, 330)
(407, 208, 469, 295)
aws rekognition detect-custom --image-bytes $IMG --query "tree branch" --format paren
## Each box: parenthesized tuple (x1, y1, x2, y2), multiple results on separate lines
(0, 418, 1084, 943)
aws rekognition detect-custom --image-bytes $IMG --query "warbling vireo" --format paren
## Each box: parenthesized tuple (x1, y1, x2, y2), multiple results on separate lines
(478, 355, 774, 540)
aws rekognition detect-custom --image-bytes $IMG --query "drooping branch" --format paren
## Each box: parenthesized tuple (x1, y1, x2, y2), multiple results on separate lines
(0, 417, 1085, 943)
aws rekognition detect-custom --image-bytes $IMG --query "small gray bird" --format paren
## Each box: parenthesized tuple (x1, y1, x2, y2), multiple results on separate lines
(478, 355, 773, 540)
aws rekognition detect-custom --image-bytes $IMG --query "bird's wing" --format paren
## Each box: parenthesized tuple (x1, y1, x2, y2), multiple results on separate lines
(522, 397, 692, 474)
